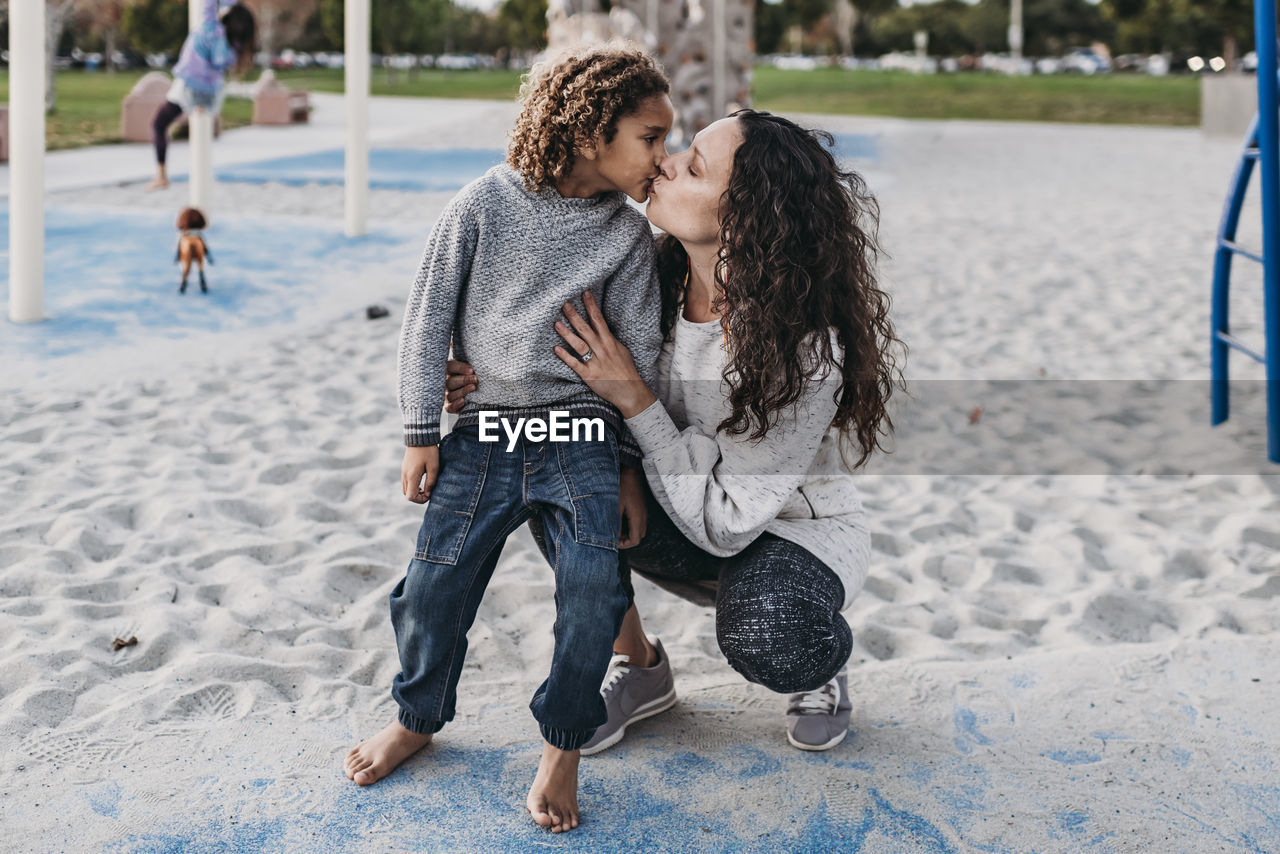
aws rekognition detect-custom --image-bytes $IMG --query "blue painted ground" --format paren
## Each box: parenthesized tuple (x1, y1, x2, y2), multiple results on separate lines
(173, 135, 878, 192)
(90, 724, 964, 854)
(192, 148, 508, 192)
(0, 206, 417, 367)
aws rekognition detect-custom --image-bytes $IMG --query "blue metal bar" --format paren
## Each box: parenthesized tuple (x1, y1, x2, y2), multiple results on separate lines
(1220, 239, 1266, 264)
(1216, 330, 1268, 364)
(1211, 116, 1259, 426)
(1257, 0, 1280, 462)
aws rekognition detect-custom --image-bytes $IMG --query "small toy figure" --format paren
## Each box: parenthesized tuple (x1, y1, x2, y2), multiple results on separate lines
(175, 207, 214, 294)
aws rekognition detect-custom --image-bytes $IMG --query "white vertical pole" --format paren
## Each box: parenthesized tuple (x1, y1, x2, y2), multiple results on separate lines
(189, 0, 213, 214)
(711, 0, 727, 118)
(1009, 0, 1024, 64)
(189, 110, 214, 212)
(9, 0, 45, 323)
(345, 0, 370, 237)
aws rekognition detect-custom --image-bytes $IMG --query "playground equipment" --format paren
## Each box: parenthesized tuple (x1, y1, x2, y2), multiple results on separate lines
(6, 0, 373, 323)
(549, 0, 754, 145)
(1211, 0, 1280, 463)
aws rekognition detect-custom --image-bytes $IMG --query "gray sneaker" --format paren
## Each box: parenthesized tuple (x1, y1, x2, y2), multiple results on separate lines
(785, 670, 851, 751)
(580, 636, 677, 755)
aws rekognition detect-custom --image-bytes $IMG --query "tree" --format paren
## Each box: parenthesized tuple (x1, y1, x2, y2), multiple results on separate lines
(872, 0, 972, 56)
(755, 0, 786, 54)
(121, 0, 189, 56)
(320, 0, 450, 54)
(1181, 0, 1252, 68)
(499, 0, 548, 52)
(1024, 0, 1109, 55)
(963, 0, 1108, 57)
(41, 0, 78, 112)
(255, 0, 320, 57)
(78, 0, 128, 72)
(1101, 0, 1252, 61)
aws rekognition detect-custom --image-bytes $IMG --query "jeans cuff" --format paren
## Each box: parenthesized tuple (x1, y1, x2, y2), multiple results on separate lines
(540, 724, 596, 751)
(398, 707, 447, 735)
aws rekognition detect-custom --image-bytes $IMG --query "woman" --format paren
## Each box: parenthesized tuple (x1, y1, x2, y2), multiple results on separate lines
(446, 109, 901, 752)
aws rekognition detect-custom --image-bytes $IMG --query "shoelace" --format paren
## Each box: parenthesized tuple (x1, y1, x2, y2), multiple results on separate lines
(793, 677, 839, 715)
(600, 654, 632, 697)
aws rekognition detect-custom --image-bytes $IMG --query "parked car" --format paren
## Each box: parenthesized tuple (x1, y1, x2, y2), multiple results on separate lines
(436, 54, 483, 70)
(978, 52, 1032, 75)
(1062, 48, 1110, 75)
(111, 50, 146, 70)
(1035, 57, 1063, 75)
(1112, 54, 1147, 73)
(770, 54, 819, 71)
(879, 52, 938, 74)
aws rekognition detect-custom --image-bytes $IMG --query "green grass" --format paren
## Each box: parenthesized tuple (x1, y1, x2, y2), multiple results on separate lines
(0, 70, 254, 151)
(275, 66, 525, 100)
(0, 65, 1201, 152)
(752, 67, 1201, 126)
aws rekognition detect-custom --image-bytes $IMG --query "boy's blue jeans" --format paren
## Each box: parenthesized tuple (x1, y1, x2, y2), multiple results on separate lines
(389, 422, 629, 751)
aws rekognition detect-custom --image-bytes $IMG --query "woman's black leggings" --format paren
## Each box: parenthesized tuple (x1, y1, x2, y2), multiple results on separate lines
(530, 482, 852, 694)
(152, 101, 184, 166)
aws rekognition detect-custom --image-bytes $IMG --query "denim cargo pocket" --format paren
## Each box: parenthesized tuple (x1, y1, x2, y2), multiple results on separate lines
(413, 430, 489, 565)
(556, 429, 620, 551)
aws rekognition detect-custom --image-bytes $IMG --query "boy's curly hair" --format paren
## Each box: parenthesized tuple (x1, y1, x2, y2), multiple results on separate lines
(507, 42, 669, 192)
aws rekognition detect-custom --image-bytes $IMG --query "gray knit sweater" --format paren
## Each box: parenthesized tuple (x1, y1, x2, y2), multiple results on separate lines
(397, 164, 662, 468)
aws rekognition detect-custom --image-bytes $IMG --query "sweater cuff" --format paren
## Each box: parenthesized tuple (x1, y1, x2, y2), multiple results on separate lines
(623, 399, 682, 457)
(403, 409, 441, 447)
(619, 445, 643, 470)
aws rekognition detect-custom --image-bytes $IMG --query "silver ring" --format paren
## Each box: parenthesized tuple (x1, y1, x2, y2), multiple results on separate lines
(581, 350, 594, 363)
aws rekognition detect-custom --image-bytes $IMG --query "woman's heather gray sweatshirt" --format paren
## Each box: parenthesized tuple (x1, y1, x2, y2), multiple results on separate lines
(397, 164, 662, 468)
(623, 316, 871, 610)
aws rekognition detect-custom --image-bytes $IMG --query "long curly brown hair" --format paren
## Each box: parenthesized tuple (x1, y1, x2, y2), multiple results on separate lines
(655, 110, 905, 470)
(507, 42, 669, 192)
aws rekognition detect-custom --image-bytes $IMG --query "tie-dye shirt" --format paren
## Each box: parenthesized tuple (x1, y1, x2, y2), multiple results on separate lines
(172, 0, 237, 95)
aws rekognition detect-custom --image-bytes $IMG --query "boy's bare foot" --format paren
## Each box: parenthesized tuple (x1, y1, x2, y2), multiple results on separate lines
(145, 177, 170, 191)
(526, 742, 581, 832)
(344, 719, 433, 785)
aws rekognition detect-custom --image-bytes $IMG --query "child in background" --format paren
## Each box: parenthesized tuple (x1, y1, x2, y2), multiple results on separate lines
(146, 0, 255, 191)
(343, 44, 672, 834)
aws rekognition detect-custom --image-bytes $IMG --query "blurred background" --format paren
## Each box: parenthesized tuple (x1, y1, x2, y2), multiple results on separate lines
(0, 0, 1267, 151)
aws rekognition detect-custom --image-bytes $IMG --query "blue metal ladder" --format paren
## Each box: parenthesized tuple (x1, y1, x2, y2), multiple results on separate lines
(1211, 0, 1280, 464)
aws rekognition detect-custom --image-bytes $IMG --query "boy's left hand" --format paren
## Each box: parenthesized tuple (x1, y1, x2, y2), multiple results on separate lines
(618, 466, 647, 548)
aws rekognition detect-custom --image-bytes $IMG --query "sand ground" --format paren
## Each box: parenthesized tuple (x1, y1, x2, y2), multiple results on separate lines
(2, 96, 1279, 852)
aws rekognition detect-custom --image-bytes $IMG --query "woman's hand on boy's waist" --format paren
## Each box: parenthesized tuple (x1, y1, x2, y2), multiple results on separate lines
(444, 359, 477, 414)
(553, 291, 657, 419)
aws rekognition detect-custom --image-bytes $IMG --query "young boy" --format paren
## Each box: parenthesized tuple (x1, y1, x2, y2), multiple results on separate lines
(344, 44, 673, 833)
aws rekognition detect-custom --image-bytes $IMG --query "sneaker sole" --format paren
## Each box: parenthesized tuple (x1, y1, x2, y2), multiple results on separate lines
(786, 727, 848, 752)
(580, 688, 678, 756)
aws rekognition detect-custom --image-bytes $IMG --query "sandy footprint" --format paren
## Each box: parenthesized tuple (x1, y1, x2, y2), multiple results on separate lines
(162, 683, 242, 725)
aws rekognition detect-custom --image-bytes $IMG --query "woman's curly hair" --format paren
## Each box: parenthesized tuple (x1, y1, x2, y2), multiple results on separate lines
(507, 42, 669, 192)
(655, 110, 906, 470)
